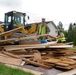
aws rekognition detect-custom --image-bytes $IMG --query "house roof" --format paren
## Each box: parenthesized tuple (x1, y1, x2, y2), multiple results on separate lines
(26, 21, 58, 29)
(46, 21, 58, 30)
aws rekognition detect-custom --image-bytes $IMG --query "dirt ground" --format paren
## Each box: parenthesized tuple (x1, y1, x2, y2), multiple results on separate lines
(23, 64, 65, 75)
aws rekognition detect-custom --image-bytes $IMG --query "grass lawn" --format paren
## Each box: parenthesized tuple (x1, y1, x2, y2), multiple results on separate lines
(69, 46, 76, 50)
(0, 64, 34, 75)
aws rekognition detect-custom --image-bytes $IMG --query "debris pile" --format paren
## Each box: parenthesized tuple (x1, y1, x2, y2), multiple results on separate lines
(0, 28, 76, 70)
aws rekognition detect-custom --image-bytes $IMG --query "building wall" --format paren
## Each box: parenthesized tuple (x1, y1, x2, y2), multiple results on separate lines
(47, 22, 58, 37)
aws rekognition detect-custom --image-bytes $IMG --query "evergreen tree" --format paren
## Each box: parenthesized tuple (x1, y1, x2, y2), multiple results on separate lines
(73, 32, 76, 45)
(68, 23, 72, 31)
(57, 21, 64, 31)
(67, 23, 73, 42)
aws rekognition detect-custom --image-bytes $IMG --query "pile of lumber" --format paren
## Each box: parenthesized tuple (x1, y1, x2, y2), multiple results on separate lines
(41, 57, 76, 69)
(0, 46, 76, 70)
(0, 28, 76, 70)
(52, 49, 76, 56)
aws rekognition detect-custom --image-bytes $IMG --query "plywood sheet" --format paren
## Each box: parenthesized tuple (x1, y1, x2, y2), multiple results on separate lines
(68, 56, 76, 59)
(0, 57, 22, 65)
(49, 45, 73, 48)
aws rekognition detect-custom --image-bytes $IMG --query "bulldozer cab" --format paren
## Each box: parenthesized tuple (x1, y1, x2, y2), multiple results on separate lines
(4, 11, 26, 31)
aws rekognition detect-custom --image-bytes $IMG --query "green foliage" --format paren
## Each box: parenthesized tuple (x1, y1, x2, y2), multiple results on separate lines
(73, 32, 76, 45)
(69, 47, 76, 50)
(64, 31, 68, 38)
(65, 23, 76, 43)
(68, 23, 72, 31)
(67, 30, 74, 42)
(0, 64, 34, 75)
(57, 21, 64, 31)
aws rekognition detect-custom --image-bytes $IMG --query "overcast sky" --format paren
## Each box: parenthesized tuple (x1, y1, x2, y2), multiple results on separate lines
(0, 0, 76, 30)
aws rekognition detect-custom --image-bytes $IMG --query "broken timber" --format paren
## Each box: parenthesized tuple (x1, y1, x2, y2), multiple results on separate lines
(0, 27, 22, 36)
(41, 57, 76, 69)
(2, 51, 51, 69)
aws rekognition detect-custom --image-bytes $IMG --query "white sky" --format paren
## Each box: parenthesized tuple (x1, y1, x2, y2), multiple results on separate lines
(0, 0, 76, 30)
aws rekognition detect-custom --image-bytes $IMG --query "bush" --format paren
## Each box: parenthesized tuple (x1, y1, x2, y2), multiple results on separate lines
(73, 32, 76, 46)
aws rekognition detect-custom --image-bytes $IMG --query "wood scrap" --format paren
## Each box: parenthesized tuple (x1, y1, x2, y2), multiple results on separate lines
(19, 55, 34, 58)
(68, 56, 76, 59)
(41, 57, 76, 70)
(34, 53, 41, 61)
(56, 65, 74, 69)
(43, 58, 60, 63)
(52, 49, 76, 57)
(0, 33, 57, 45)
(0, 57, 22, 65)
(3, 44, 49, 51)
(0, 27, 22, 36)
(2, 51, 51, 69)
(0, 53, 11, 57)
(3, 44, 49, 48)
(4, 46, 46, 51)
(49, 44, 73, 48)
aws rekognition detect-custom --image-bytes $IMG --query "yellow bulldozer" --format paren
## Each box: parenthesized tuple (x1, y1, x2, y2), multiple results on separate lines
(0, 11, 38, 39)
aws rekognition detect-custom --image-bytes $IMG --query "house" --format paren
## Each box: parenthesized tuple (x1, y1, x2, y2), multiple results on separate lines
(45, 21, 58, 37)
(27, 21, 58, 37)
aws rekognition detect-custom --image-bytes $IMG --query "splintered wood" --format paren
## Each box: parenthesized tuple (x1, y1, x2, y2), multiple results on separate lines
(52, 49, 76, 56)
(0, 39, 76, 70)
(0, 27, 76, 71)
(42, 57, 76, 69)
(3, 45, 47, 51)
(0, 52, 22, 65)
(0, 57, 22, 65)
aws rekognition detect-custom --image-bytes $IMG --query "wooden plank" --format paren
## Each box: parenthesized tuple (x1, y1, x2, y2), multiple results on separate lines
(0, 53, 11, 57)
(3, 44, 48, 48)
(19, 55, 34, 58)
(49, 45, 73, 48)
(57, 69, 76, 75)
(60, 60, 76, 65)
(2, 51, 51, 69)
(0, 27, 22, 36)
(43, 58, 60, 63)
(56, 65, 74, 70)
(34, 53, 41, 61)
(3, 44, 48, 51)
(42, 57, 76, 69)
(0, 57, 22, 65)
(4, 46, 46, 51)
(5, 64, 43, 75)
(56, 62, 69, 67)
(68, 56, 76, 59)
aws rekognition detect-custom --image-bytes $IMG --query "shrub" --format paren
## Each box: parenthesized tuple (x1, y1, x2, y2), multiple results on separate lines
(73, 32, 76, 46)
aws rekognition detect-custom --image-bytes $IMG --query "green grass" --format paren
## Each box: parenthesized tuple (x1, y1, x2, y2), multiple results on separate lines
(0, 64, 34, 75)
(68, 47, 76, 50)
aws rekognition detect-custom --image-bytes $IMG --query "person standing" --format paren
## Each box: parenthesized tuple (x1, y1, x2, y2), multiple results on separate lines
(37, 18, 50, 40)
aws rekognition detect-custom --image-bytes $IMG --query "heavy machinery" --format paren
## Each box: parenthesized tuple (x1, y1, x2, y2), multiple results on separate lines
(0, 11, 38, 39)
(4, 11, 26, 31)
